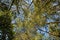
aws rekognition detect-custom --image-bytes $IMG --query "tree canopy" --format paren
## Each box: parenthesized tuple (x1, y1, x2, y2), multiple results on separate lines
(0, 0, 60, 40)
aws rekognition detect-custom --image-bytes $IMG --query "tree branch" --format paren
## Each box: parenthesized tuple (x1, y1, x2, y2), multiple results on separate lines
(38, 28, 60, 38)
(27, 0, 33, 9)
(9, 0, 14, 10)
(46, 21, 60, 24)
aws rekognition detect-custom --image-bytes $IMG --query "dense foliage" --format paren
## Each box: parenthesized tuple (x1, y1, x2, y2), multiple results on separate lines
(0, 0, 60, 40)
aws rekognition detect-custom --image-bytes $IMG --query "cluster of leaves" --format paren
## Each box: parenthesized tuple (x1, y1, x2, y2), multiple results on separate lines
(0, 11, 14, 40)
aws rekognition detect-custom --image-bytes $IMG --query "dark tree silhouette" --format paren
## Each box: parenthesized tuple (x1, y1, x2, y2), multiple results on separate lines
(0, 14, 14, 40)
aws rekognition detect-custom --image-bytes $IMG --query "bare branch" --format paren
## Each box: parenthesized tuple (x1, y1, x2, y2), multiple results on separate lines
(27, 0, 33, 9)
(9, 0, 14, 10)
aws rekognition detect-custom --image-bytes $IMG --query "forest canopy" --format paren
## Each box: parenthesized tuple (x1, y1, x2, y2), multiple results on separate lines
(0, 0, 60, 40)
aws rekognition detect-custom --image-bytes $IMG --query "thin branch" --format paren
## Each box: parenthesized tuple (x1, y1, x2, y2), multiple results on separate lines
(46, 21, 60, 24)
(16, 0, 20, 14)
(27, 0, 33, 9)
(23, 0, 29, 5)
(9, 0, 14, 10)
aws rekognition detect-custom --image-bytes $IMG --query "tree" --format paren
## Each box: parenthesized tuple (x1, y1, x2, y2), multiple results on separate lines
(0, 13, 14, 40)
(0, 0, 14, 40)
